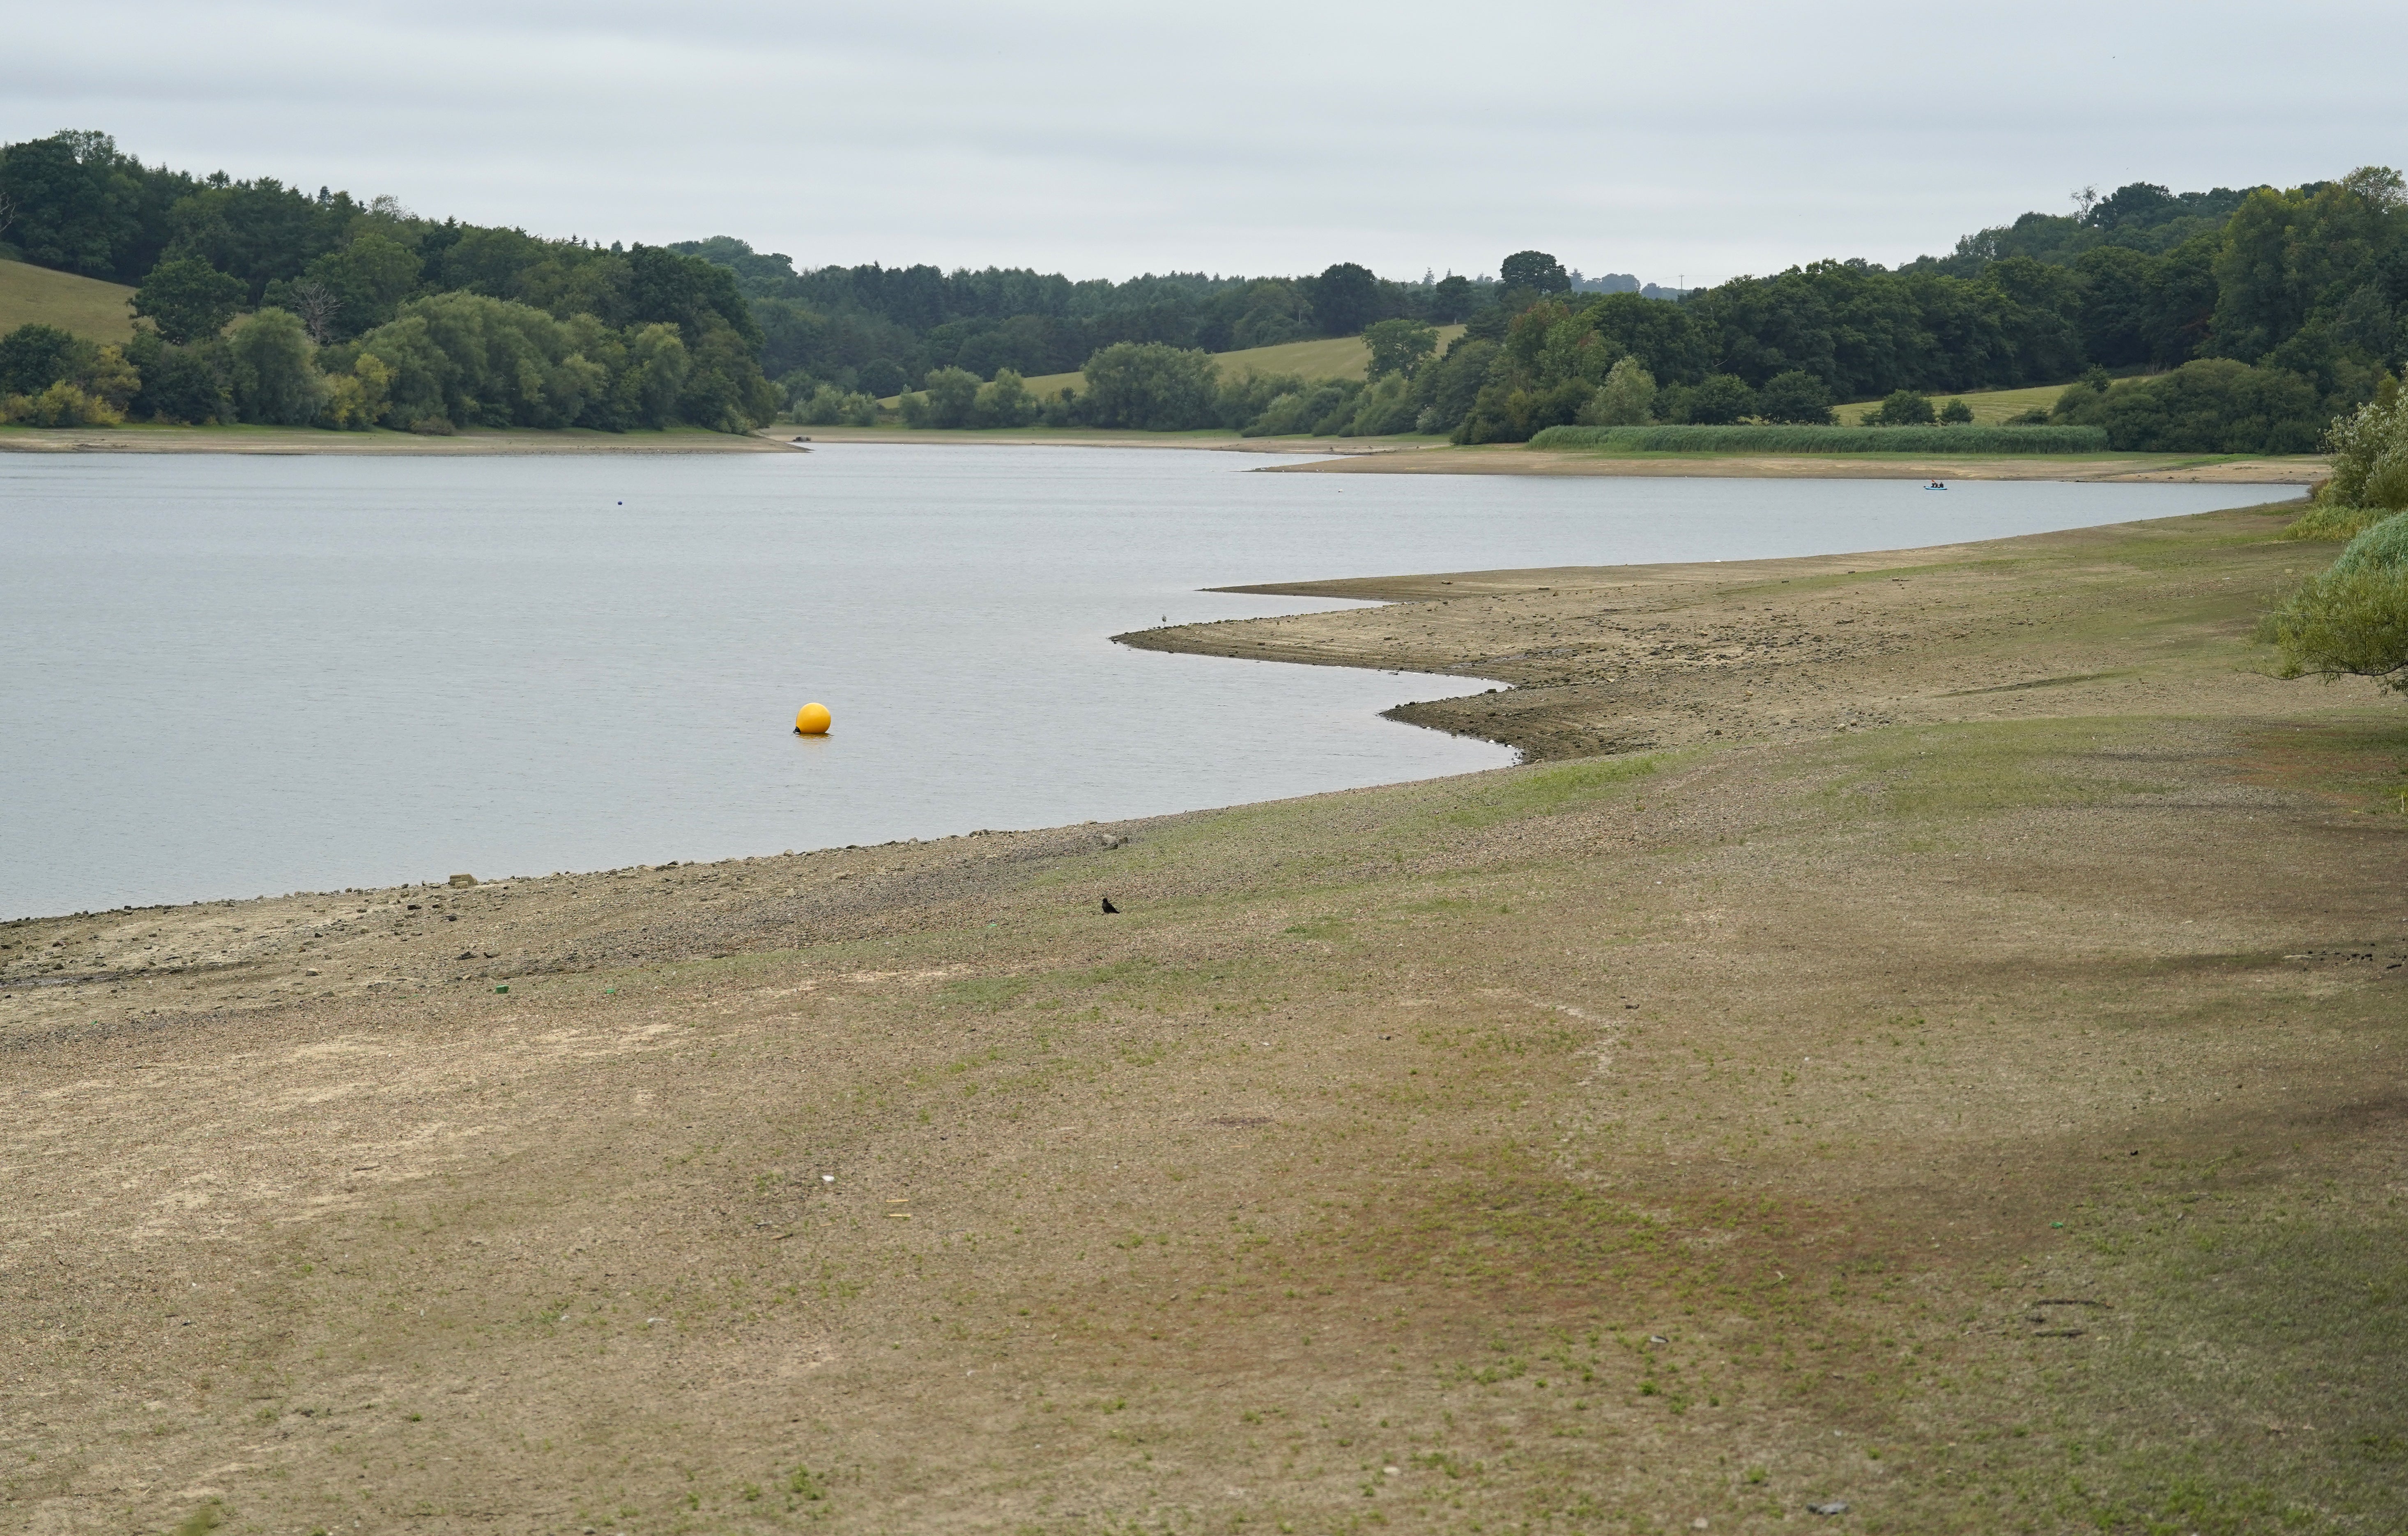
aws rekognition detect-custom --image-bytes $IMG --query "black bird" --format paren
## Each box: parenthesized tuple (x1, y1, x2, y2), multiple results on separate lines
(1100, 897, 1120, 914)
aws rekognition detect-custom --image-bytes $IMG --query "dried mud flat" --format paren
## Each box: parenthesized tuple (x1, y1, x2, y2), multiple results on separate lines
(5, 501, 2405, 1536)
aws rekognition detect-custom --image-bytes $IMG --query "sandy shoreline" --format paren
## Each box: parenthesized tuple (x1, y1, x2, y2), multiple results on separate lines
(5, 497, 2401, 1531)
(2, 418, 2328, 483)
(0, 423, 800, 454)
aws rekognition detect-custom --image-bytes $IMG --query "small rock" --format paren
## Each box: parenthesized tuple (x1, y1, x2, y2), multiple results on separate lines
(1807, 1501, 1850, 1516)
(1648, 1334, 1668, 1345)
(448, 873, 477, 888)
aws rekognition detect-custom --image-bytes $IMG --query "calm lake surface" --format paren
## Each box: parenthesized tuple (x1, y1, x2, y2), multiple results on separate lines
(1, 446, 2283, 917)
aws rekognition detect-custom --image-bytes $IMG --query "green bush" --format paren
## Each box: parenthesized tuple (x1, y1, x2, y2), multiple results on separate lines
(2330, 510, 2408, 575)
(1079, 341, 1220, 430)
(1527, 423, 2111, 454)
(1, 380, 122, 426)
(795, 384, 876, 427)
(1870, 389, 1936, 426)
(2309, 378, 2408, 526)
(2258, 513, 2408, 694)
(2058, 358, 2328, 453)
(1755, 370, 1835, 425)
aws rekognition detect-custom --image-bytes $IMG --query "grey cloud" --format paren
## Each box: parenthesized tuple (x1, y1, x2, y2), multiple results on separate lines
(5, 0, 2404, 283)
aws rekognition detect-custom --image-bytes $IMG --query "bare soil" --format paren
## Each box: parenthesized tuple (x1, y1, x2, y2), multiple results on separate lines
(5, 500, 2402, 1536)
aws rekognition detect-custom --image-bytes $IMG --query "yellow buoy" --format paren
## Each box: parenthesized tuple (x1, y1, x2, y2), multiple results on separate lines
(793, 702, 832, 736)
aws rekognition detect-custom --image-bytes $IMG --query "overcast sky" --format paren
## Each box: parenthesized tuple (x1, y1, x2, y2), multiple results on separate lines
(9, 1, 2406, 287)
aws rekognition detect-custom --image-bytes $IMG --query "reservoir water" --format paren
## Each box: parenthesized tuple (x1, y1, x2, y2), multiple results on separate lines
(0, 446, 2284, 918)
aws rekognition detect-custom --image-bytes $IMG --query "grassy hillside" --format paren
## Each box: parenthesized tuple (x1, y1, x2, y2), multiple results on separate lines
(1009, 324, 1469, 399)
(0, 259, 136, 343)
(1835, 380, 2068, 425)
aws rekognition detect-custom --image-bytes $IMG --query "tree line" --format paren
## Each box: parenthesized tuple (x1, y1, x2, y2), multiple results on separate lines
(4, 129, 2403, 455)
(796, 171, 2408, 457)
(0, 131, 777, 431)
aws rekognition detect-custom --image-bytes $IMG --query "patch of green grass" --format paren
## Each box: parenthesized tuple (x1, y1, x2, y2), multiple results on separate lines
(1009, 326, 1467, 401)
(1833, 380, 2075, 426)
(1819, 721, 2171, 818)
(0, 258, 136, 343)
(2282, 501, 2397, 542)
(1443, 755, 1660, 828)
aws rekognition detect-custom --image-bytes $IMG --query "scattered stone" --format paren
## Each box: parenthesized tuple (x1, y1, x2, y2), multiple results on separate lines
(1807, 1502, 1849, 1516)
(449, 874, 477, 888)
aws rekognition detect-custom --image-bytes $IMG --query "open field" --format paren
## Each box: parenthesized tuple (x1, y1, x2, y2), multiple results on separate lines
(0, 258, 138, 343)
(0, 422, 797, 455)
(1834, 383, 2069, 427)
(920, 325, 1470, 402)
(5, 499, 2404, 1534)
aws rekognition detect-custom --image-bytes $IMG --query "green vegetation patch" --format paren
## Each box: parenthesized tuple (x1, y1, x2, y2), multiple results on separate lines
(1816, 720, 2171, 818)
(0, 259, 135, 343)
(1442, 754, 1660, 828)
(1528, 423, 2111, 454)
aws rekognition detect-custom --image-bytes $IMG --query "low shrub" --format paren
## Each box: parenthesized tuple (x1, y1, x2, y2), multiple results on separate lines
(2259, 512, 2408, 694)
(1527, 423, 2110, 454)
(0, 382, 123, 427)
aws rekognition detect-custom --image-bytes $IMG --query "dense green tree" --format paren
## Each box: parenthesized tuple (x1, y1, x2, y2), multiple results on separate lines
(0, 133, 143, 276)
(1341, 373, 1418, 435)
(1576, 357, 1656, 425)
(295, 232, 423, 338)
(1227, 280, 1314, 350)
(1755, 369, 1836, 425)
(1939, 398, 1975, 423)
(1428, 275, 1476, 323)
(904, 366, 981, 428)
(971, 369, 1038, 428)
(1078, 342, 1220, 430)
(225, 308, 317, 424)
(2060, 358, 2324, 453)
(1870, 389, 1936, 426)
(0, 323, 93, 395)
(2212, 170, 2406, 366)
(1364, 318, 1438, 379)
(131, 255, 245, 344)
(1410, 336, 1497, 436)
(120, 331, 227, 424)
(1306, 263, 1382, 337)
(1499, 251, 1570, 294)
(1679, 374, 1758, 425)
(165, 177, 361, 302)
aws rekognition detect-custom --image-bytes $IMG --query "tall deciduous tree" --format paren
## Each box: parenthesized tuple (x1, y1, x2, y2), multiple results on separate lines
(226, 308, 317, 425)
(1363, 318, 1438, 379)
(133, 256, 245, 344)
(1306, 263, 1381, 337)
(1499, 251, 1570, 294)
